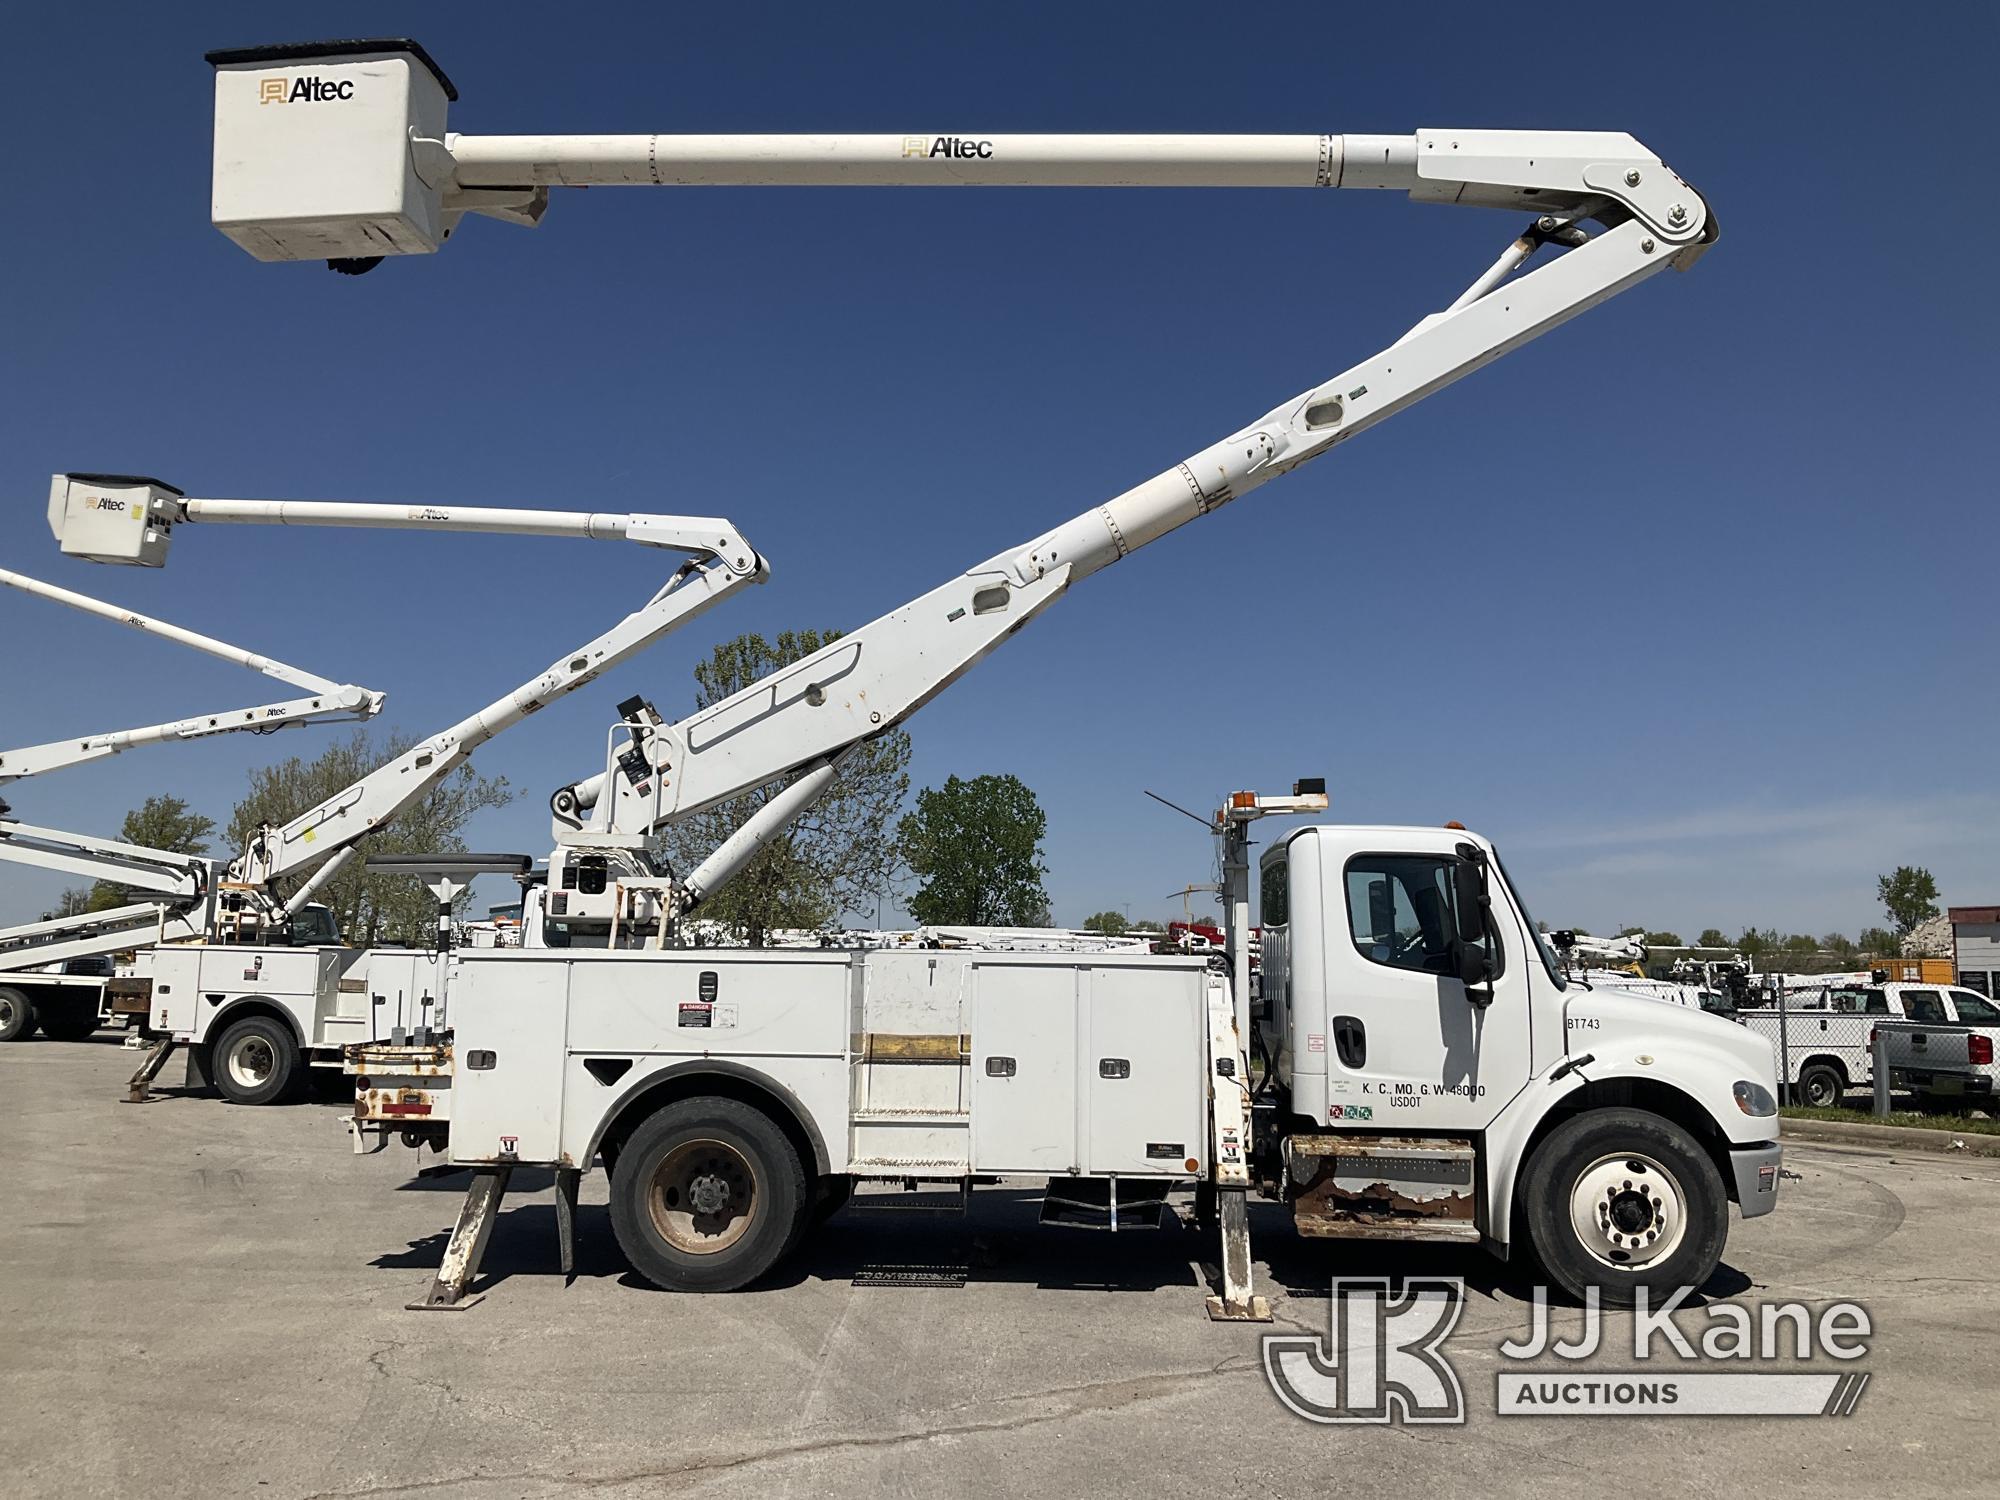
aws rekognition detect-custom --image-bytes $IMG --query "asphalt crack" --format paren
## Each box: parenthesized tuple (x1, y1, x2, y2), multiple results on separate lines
(298, 1354, 1255, 1498)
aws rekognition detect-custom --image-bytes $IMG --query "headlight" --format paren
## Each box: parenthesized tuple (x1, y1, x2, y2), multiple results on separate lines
(1733, 1079, 1777, 1117)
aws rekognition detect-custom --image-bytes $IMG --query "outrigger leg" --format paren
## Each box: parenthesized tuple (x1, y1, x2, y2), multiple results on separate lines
(408, 1165, 512, 1311)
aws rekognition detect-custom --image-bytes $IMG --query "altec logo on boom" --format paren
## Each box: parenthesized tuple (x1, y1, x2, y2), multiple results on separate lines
(258, 75, 355, 105)
(903, 135, 994, 159)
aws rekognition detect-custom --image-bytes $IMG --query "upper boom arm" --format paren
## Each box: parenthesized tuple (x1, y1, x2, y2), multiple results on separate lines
(201, 40, 1707, 268)
(43, 478, 764, 906)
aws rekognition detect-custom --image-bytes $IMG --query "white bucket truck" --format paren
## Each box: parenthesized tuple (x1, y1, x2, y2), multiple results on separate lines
(32, 38, 1781, 1312)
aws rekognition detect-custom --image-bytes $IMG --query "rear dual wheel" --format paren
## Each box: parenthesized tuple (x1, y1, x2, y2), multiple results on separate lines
(35, 999, 100, 1043)
(608, 1098, 809, 1292)
(211, 1015, 302, 1106)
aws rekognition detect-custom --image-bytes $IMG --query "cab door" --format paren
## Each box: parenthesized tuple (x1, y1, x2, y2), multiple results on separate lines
(1309, 835, 1533, 1131)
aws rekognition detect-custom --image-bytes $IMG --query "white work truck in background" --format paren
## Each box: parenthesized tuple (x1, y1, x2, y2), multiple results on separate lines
(0, 956, 125, 1044)
(137, 933, 447, 1105)
(1736, 981, 2000, 1109)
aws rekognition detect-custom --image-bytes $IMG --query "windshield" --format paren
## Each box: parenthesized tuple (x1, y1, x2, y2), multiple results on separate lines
(1491, 846, 1565, 992)
(291, 906, 342, 946)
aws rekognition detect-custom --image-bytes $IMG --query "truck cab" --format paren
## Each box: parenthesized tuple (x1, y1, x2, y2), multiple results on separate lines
(1258, 825, 1782, 1301)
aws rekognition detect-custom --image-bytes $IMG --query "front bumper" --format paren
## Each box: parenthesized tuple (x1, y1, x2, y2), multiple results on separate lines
(1729, 1141, 1782, 1218)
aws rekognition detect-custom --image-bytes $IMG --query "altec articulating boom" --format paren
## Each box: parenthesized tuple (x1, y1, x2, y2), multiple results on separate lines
(197, 41, 1716, 946)
(24, 474, 761, 1087)
(0, 563, 386, 1043)
(49, 39, 1782, 1315)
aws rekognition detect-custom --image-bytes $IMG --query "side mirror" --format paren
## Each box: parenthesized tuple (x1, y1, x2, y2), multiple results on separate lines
(1450, 858, 1486, 946)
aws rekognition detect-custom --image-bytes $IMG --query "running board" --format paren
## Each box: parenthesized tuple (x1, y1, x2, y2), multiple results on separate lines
(847, 1180, 970, 1215)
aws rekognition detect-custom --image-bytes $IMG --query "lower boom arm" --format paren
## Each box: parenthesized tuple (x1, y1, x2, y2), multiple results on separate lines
(560, 207, 1711, 916)
(0, 564, 382, 786)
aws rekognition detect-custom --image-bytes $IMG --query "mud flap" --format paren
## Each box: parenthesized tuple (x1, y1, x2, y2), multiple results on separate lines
(554, 1166, 581, 1279)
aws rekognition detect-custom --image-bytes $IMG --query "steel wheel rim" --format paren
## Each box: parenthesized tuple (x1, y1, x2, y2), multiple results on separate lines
(1568, 1150, 1687, 1270)
(226, 1034, 275, 1090)
(647, 1137, 758, 1255)
(0, 995, 18, 1030)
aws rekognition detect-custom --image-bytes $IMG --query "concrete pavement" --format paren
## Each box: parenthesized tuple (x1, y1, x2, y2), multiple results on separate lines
(3, 1037, 1992, 1498)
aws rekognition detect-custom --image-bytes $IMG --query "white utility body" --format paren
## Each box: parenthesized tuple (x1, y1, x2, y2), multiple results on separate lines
(37, 37, 1779, 1312)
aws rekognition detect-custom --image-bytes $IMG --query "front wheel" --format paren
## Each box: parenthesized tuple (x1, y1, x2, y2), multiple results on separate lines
(1523, 1108, 1728, 1307)
(0, 986, 36, 1043)
(609, 1097, 809, 1293)
(211, 1014, 301, 1105)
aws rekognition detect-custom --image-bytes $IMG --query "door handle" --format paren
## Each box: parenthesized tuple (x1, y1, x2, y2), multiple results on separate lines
(1332, 1015, 1366, 1070)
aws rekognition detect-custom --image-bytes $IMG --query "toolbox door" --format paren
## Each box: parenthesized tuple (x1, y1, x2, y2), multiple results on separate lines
(970, 963, 1077, 1173)
(1085, 966, 1205, 1176)
(450, 960, 570, 1166)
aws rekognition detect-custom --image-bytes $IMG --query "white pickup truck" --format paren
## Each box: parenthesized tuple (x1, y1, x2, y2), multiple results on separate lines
(1739, 982, 2000, 1108)
(1872, 985, 2000, 1106)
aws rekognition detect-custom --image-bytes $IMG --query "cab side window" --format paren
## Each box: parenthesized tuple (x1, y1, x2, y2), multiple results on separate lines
(1261, 858, 1289, 928)
(1831, 987, 1888, 1015)
(1901, 989, 1947, 1023)
(1344, 854, 1500, 979)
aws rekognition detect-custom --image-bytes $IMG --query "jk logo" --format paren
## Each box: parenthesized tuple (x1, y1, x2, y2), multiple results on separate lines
(1263, 1278, 1466, 1424)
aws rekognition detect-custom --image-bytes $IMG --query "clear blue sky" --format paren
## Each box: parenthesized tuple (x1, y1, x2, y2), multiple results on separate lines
(2, 2, 1994, 941)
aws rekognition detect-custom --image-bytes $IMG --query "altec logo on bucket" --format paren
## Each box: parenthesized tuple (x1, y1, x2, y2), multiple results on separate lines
(259, 75, 355, 105)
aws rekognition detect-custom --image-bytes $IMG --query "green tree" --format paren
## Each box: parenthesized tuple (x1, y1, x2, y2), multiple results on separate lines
(1823, 932, 1856, 959)
(1736, 927, 1781, 959)
(1697, 928, 1730, 949)
(898, 773, 1051, 926)
(122, 794, 216, 857)
(660, 631, 911, 947)
(1082, 910, 1128, 937)
(228, 729, 513, 945)
(1783, 933, 1818, 954)
(1857, 926, 1902, 959)
(1643, 930, 1683, 947)
(39, 885, 94, 923)
(1876, 865, 1940, 935)
(53, 794, 218, 914)
(1129, 918, 1164, 934)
